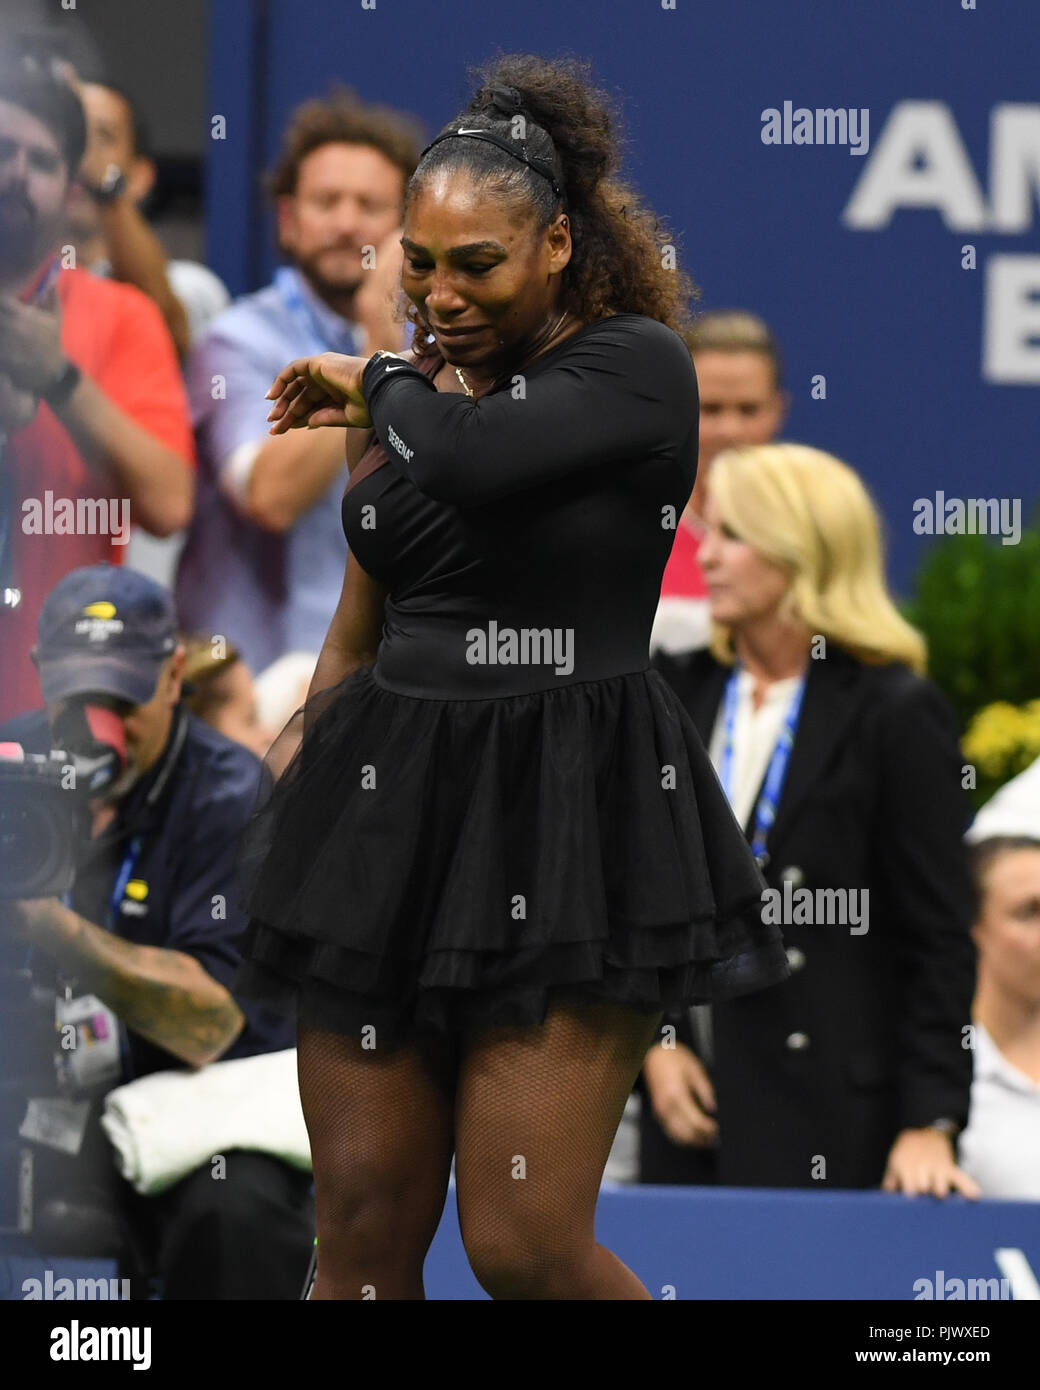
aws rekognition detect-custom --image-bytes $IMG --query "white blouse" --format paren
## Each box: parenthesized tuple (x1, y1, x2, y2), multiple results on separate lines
(957, 1022, 1040, 1200)
(707, 668, 804, 831)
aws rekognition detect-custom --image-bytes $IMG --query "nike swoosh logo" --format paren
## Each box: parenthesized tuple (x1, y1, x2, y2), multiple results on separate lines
(383, 364, 407, 372)
(457, 128, 487, 135)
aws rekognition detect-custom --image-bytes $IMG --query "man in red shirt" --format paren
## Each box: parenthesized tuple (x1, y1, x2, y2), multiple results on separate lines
(653, 311, 789, 655)
(0, 47, 194, 723)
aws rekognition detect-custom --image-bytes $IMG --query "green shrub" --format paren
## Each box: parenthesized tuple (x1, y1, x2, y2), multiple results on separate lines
(903, 509, 1040, 730)
(902, 508, 1040, 808)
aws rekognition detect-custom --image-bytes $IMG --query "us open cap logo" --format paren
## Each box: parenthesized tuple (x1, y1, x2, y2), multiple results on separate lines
(75, 599, 125, 642)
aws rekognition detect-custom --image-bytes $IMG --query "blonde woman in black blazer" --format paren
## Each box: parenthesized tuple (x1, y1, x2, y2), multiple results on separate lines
(640, 444, 981, 1195)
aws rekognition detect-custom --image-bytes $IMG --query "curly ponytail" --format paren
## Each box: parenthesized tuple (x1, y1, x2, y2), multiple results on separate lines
(405, 53, 697, 354)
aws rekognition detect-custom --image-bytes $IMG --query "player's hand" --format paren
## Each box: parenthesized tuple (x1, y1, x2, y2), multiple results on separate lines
(642, 1040, 719, 1147)
(265, 353, 372, 432)
(881, 1127, 981, 1198)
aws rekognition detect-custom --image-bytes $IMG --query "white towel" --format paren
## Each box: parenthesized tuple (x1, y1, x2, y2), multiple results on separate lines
(100, 1048, 312, 1195)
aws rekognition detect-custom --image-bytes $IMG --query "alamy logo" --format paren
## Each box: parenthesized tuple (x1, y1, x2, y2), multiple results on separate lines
(760, 883, 869, 934)
(913, 1248, 1039, 1302)
(49, 1320, 151, 1369)
(466, 621, 574, 676)
(23, 1273, 129, 1300)
(913, 493, 1021, 544)
(761, 101, 870, 156)
(386, 425, 413, 462)
(21, 492, 130, 546)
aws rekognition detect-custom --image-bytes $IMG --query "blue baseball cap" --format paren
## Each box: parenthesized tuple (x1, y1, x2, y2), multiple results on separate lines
(32, 564, 179, 705)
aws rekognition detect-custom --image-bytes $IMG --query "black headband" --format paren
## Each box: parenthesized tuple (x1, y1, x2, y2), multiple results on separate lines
(419, 89, 564, 201)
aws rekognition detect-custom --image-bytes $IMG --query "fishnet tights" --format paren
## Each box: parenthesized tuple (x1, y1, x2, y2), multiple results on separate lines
(297, 996, 661, 1300)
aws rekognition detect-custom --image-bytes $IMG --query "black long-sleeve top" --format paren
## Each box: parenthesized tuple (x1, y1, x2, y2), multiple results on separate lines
(345, 314, 699, 700)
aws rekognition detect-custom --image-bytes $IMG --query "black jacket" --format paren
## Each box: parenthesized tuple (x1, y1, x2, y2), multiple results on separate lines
(643, 644, 977, 1188)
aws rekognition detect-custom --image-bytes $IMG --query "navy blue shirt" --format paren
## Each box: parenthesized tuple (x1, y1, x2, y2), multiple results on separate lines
(1, 705, 294, 1084)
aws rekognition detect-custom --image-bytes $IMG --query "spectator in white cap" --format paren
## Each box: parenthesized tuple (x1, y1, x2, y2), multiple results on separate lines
(965, 754, 1040, 844)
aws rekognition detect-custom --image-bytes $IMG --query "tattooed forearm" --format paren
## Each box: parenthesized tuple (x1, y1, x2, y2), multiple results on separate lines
(107, 956, 246, 1069)
(18, 899, 245, 1068)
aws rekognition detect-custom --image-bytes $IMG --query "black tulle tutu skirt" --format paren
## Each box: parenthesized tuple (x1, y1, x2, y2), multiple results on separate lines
(232, 663, 790, 1047)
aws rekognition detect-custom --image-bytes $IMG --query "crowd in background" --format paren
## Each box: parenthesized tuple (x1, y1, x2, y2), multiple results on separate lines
(0, 36, 1037, 1298)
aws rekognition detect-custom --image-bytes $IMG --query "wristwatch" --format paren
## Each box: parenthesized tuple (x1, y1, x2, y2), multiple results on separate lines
(926, 1118, 961, 1140)
(42, 359, 82, 410)
(89, 163, 127, 205)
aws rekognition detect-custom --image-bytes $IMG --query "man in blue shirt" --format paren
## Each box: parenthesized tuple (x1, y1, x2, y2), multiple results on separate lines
(0, 564, 313, 1298)
(176, 90, 423, 673)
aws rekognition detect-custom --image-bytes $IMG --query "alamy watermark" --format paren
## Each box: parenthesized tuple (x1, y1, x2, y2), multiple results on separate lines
(465, 621, 574, 676)
(913, 493, 1021, 544)
(49, 1321, 151, 1369)
(761, 883, 869, 934)
(21, 492, 130, 546)
(23, 1271, 128, 1299)
(761, 101, 870, 156)
(912, 1271, 1010, 1300)
(911, 1248, 1038, 1302)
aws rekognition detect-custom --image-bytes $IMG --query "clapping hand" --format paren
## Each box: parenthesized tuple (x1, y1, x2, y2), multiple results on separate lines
(0, 283, 66, 397)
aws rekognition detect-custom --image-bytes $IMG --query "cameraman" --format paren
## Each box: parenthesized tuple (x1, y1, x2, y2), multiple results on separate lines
(0, 563, 314, 1299)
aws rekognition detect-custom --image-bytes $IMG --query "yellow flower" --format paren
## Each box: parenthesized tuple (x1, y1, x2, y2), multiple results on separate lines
(963, 702, 1036, 778)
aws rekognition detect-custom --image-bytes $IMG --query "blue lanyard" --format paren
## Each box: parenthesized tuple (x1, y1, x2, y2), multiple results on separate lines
(718, 664, 806, 864)
(108, 836, 143, 926)
(107, 837, 142, 1079)
(56, 832, 144, 923)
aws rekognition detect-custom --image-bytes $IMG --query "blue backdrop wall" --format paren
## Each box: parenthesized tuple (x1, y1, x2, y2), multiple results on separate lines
(204, 0, 1039, 592)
